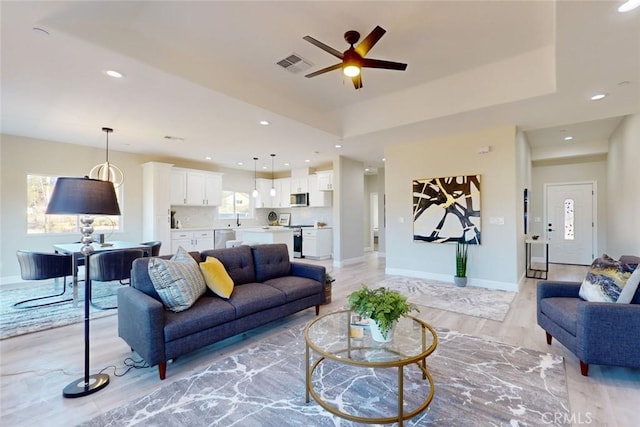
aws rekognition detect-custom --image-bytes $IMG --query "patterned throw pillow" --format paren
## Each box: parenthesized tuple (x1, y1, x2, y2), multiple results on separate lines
(200, 256, 234, 298)
(617, 266, 640, 304)
(148, 246, 206, 312)
(579, 254, 636, 303)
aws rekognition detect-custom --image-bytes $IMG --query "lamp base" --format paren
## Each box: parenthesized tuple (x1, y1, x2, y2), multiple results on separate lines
(63, 373, 109, 398)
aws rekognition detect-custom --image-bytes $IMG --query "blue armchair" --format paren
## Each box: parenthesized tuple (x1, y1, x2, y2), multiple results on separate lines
(537, 255, 640, 376)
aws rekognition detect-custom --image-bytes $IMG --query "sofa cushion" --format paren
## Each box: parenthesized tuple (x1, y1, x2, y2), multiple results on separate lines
(579, 254, 636, 303)
(617, 266, 640, 304)
(200, 256, 234, 298)
(163, 296, 236, 342)
(251, 244, 291, 283)
(200, 246, 256, 285)
(264, 276, 323, 303)
(539, 297, 579, 336)
(148, 246, 206, 312)
(226, 282, 286, 317)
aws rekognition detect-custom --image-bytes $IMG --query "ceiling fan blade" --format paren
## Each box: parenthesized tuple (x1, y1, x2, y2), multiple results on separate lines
(361, 58, 407, 71)
(303, 36, 343, 59)
(305, 63, 343, 78)
(352, 74, 363, 90)
(355, 26, 386, 57)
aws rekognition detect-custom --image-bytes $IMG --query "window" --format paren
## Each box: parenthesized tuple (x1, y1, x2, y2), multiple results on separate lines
(27, 175, 122, 234)
(563, 198, 574, 240)
(218, 190, 252, 220)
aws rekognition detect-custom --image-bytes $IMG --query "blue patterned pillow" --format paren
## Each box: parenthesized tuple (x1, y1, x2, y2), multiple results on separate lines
(148, 246, 206, 312)
(579, 254, 635, 303)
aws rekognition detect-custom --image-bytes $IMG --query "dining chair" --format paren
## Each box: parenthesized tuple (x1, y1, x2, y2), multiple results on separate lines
(140, 241, 162, 256)
(88, 249, 145, 310)
(14, 251, 73, 309)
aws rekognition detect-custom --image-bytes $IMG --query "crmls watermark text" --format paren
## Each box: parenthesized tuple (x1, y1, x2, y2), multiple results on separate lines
(542, 412, 594, 425)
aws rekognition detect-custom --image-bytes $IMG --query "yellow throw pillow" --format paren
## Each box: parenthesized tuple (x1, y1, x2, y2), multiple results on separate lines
(199, 257, 234, 299)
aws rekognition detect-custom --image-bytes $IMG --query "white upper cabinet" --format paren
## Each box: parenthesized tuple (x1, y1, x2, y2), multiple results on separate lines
(276, 178, 291, 208)
(255, 178, 273, 208)
(171, 168, 223, 206)
(316, 171, 333, 191)
(290, 177, 308, 194)
(308, 175, 332, 207)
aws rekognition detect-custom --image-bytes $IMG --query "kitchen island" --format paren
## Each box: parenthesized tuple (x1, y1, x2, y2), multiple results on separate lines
(238, 227, 294, 259)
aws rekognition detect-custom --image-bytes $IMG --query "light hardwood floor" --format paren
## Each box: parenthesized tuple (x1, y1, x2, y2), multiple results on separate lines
(1, 253, 638, 426)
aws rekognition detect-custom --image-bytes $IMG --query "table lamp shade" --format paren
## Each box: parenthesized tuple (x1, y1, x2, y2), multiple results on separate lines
(46, 177, 120, 216)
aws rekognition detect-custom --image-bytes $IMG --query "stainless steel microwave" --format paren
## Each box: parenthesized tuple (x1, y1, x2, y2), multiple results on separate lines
(290, 193, 309, 207)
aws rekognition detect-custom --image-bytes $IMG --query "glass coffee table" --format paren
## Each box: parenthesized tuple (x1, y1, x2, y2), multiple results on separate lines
(304, 310, 438, 426)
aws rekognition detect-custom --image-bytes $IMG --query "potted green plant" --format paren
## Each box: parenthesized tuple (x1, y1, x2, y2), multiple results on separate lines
(322, 272, 335, 305)
(454, 241, 468, 287)
(348, 285, 418, 342)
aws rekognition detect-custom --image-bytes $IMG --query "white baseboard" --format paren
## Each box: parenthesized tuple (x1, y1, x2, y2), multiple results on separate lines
(333, 256, 365, 268)
(384, 268, 518, 292)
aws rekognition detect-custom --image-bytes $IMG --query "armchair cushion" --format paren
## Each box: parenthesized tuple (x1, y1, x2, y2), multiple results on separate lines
(539, 297, 579, 335)
(578, 254, 635, 303)
(617, 266, 640, 304)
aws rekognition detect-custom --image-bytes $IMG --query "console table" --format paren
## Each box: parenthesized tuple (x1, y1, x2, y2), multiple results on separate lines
(525, 237, 549, 279)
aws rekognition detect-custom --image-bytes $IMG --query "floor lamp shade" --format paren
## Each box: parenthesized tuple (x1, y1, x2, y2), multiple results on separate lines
(46, 177, 120, 216)
(45, 177, 120, 398)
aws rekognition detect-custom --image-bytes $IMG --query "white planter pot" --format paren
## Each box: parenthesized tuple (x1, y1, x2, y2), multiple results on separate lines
(454, 276, 467, 287)
(369, 319, 396, 342)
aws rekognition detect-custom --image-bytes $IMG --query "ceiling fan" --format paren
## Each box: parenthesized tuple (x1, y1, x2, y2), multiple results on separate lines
(303, 25, 407, 90)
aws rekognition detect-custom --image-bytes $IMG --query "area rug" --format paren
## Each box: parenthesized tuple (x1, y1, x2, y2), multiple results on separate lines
(377, 276, 516, 321)
(0, 279, 121, 340)
(81, 323, 569, 426)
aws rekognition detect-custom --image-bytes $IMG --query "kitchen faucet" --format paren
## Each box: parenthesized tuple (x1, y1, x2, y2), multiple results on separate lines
(236, 214, 241, 227)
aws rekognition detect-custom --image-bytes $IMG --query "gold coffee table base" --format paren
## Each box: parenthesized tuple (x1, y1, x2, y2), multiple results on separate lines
(304, 311, 438, 426)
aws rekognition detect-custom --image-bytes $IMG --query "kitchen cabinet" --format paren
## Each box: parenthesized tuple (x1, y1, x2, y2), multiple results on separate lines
(302, 228, 332, 259)
(290, 177, 308, 194)
(255, 178, 274, 208)
(171, 168, 223, 206)
(141, 162, 173, 256)
(316, 171, 333, 191)
(171, 230, 214, 253)
(275, 178, 291, 208)
(308, 175, 332, 207)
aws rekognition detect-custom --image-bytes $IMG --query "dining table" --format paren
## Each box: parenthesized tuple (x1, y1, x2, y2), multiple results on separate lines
(53, 241, 151, 306)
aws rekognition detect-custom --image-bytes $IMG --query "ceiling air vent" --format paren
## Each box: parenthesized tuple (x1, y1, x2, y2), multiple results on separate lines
(276, 53, 312, 74)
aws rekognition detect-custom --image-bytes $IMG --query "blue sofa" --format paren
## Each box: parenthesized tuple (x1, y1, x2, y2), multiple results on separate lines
(118, 244, 325, 379)
(537, 255, 640, 375)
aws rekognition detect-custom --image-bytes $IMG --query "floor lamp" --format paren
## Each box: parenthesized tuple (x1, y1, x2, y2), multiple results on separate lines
(46, 177, 121, 398)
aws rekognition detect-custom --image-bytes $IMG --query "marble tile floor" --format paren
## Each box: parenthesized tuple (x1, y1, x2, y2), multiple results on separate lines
(0, 254, 638, 426)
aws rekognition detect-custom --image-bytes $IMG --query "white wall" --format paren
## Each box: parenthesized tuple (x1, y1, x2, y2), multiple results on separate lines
(333, 155, 364, 266)
(385, 125, 519, 291)
(531, 159, 608, 259)
(607, 113, 640, 257)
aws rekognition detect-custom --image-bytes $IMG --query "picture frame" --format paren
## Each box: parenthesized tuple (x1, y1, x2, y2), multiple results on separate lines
(278, 213, 291, 226)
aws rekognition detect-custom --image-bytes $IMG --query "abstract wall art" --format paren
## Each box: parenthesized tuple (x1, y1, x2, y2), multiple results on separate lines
(413, 175, 481, 244)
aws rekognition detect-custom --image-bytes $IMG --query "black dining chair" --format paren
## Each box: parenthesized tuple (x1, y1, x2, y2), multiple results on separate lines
(140, 241, 162, 257)
(88, 249, 145, 310)
(14, 251, 73, 309)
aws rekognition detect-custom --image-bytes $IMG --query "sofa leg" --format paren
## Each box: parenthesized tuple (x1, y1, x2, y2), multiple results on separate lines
(315, 305, 320, 316)
(545, 332, 552, 345)
(580, 361, 589, 376)
(158, 362, 167, 380)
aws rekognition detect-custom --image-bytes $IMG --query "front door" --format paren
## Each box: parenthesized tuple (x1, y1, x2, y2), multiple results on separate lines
(545, 183, 595, 265)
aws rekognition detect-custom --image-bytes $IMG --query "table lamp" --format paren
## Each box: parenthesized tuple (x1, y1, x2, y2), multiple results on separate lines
(46, 177, 120, 398)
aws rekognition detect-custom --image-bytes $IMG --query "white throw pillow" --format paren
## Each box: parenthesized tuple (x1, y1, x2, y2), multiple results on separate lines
(617, 266, 640, 304)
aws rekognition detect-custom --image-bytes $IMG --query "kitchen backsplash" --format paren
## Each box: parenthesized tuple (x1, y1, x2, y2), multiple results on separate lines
(170, 205, 332, 229)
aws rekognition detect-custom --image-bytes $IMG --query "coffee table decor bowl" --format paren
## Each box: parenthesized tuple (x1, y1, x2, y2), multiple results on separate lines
(347, 285, 418, 342)
(304, 310, 438, 426)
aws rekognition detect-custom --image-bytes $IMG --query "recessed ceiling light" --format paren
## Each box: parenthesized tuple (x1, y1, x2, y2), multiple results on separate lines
(205, 156, 212, 160)
(237, 161, 244, 166)
(304, 159, 310, 163)
(259, 120, 270, 126)
(105, 70, 124, 79)
(564, 136, 574, 141)
(590, 93, 607, 101)
(619, 0, 640, 13)
(382, 158, 386, 162)
(365, 168, 370, 172)
(335, 144, 342, 148)
(284, 162, 290, 166)
(262, 166, 268, 170)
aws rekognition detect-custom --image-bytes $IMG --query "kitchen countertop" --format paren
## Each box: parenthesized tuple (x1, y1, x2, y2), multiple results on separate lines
(240, 227, 294, 233)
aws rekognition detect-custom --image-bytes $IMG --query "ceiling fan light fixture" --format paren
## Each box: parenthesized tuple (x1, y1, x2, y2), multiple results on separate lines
(343, 64, 361, 77)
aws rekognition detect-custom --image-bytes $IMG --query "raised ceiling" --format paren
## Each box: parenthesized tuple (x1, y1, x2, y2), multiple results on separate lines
(1, 1, 638, 172)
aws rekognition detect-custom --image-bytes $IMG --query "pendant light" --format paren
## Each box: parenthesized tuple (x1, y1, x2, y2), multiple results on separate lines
(252, 157, 259, 198)
(89, 127, 124, 188)
(270, 154, 276, 197)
